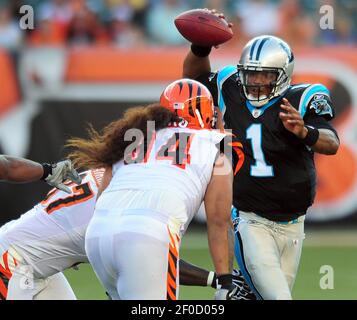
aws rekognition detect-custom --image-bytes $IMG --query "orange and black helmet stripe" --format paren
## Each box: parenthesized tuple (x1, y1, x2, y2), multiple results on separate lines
(160, 79, 214, 129)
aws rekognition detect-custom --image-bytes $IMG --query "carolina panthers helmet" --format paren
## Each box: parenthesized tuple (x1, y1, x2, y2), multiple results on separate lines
(237, 35, 294, 107)
(160, 79, 216, 129)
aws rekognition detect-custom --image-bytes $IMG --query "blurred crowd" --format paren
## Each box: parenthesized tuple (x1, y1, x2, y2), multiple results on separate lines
(0, 0, 356, 52)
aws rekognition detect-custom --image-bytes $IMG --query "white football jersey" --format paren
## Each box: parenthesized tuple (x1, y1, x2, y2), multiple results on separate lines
(0, 169, 103, 277)
(109, 127, 227, 229)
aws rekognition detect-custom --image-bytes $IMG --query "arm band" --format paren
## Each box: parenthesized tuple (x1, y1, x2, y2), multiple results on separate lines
(301, 126, 320, 147)
(191, 44, 212, 57)
(207, 271, 216, 287)
(41, 163, 52, 180)
(216, 274, 233, 288)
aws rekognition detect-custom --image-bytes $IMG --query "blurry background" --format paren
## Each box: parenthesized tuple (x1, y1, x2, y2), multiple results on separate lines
(0, 0, 356, 299)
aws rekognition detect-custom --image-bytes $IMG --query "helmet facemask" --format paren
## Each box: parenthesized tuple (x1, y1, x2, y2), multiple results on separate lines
(238, 66, 288, 107)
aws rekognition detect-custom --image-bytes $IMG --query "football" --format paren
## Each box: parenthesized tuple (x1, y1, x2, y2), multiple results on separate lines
(174, 9, 233, 46)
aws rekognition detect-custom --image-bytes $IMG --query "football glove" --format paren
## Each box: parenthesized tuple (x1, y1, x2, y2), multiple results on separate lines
(42, 160, 82, 193)
(214, 274, 238, 300)
(232, 269, 257, 300)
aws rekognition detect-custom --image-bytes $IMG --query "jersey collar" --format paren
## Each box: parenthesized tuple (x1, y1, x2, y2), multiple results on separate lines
(245, 96, 281, 118)
(245, 88, 289, 118)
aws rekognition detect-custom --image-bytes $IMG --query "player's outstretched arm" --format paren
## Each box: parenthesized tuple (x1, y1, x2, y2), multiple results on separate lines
(204, 153, 233, 276)
(0, 155, 44, 182)
(279, 98, 339, 155)
(0, 155, 82, 193)
(179, 259, 215, 287)
(204, 153, 237, 299)
(43, 159, 82, 193)
(308, 128, 339, 155)
(179, 259, 257, 300)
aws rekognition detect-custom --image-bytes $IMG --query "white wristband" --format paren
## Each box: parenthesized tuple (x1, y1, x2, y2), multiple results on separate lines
(207, 271, 215, 287)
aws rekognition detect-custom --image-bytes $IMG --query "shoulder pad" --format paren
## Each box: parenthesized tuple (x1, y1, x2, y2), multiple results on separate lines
(216, 65, 237, 114)
(217, 65, 237, 86)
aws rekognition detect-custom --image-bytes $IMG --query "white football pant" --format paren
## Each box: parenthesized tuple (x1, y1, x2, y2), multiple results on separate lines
(4, 247, 76, 300)
(85, 189, 182, 300)
(233, 210, 305, 300)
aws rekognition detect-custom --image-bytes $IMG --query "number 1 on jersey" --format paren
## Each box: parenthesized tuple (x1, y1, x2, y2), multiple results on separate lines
(246, 124, 274, 177)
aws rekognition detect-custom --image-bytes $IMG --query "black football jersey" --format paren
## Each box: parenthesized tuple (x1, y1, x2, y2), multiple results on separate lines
(197, 65, 338, 222)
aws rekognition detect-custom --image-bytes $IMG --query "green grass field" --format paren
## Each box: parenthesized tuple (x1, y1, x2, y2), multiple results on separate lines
(64, 228, 357, 300)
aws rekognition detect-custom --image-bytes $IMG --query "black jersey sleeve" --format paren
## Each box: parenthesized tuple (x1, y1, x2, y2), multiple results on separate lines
(196, 66, 239, 116)
(301, 84, 339, 139)
(304, 112, 339, 140)
(301, 84, 334, 120)
(305, 93, 334, 120)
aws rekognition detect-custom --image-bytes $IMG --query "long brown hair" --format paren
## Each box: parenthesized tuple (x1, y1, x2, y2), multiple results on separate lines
(66, 103, 179, 169)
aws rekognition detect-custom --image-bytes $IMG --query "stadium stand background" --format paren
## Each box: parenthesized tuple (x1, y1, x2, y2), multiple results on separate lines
(0, 0, 356, 225)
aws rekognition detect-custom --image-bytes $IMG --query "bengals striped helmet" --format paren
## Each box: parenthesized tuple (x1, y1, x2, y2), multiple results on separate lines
(160, 79, 215, 129)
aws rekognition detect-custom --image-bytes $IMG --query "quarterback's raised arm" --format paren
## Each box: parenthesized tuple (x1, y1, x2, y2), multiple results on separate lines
(183, 46, 212, 79)
(181, 9, 233, 79)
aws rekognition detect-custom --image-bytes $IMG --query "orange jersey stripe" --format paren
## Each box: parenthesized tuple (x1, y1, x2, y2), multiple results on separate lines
(0, 266, 10, 280)
(166, 226, 179, 301)
(0, 278, 8, 299)
(91, 169, 105, 188)
(167, 230, 179, 257)
(166, 284, 176, 301)
(46, 182, 95, 214)
(168, 252, 177, 277)
(167, 273, 176, 290)
(169, 242, 178, 259)
(0, 252, 12, 279)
